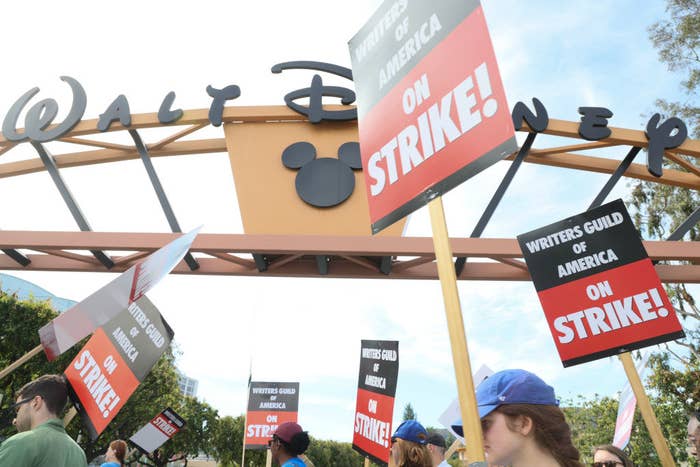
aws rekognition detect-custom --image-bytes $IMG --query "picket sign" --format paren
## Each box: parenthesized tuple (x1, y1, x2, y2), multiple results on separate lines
(0, 228, 198, 382)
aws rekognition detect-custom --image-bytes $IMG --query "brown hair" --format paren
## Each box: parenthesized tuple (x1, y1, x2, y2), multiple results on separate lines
(17, 374, 68, 416)
(593, 444, 634, 467)
(110, 439, 127, 464)
(392, 438, 432, 467)
(497, 404, 584, 467)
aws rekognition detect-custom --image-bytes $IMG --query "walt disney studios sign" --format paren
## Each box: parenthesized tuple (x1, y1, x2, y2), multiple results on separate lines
(0, 62, 691, 181)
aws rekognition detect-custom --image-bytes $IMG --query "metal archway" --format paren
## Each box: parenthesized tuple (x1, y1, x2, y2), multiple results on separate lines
(0, 105, 696, 282)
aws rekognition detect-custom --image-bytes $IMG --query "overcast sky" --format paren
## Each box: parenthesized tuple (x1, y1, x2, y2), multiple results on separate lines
(0, 0, 694, 444)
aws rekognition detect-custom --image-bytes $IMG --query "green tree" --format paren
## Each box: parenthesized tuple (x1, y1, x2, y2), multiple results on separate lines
(615, 6, 700, 463)
(562, 390, 691, 466)
(210, 414, 265, 467)
(402, 403, 417, 421)
(0, 292, 81, 439)
(637, 0, 700, 331)
(305, 437, 368, 466)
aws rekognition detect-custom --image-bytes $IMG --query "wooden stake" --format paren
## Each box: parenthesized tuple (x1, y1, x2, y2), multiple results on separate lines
(428, 197, 486, 465)
(619, 352, 675, 466)
(0, 344, 43, 381)
(364, 458, 370, 467)
(445, 438, 464, 460)
(63, 406, 78, 426)
(265, 449, 272, 467)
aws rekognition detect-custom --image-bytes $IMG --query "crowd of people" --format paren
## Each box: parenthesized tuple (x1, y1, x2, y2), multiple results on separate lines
(1, 371, 698, 466)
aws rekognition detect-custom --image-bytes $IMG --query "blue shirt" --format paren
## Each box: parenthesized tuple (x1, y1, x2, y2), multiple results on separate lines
(281, 458, 306, 467)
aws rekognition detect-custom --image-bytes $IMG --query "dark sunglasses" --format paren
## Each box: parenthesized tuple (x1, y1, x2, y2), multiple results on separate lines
(267, 436, 279, 447)
(10, 396, 34, 413)
(592, 462, 622, 467)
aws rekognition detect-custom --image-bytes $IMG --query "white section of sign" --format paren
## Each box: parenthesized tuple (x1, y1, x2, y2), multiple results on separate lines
(39, 228, 199, 359)
(438, 364, 493, 440)
(130, 423, 170, 454)
(612, 351, 651, 449)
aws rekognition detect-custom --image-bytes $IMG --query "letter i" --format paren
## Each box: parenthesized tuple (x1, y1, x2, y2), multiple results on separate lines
(648, 288, 669, 317)
(475, 62, 497, 117)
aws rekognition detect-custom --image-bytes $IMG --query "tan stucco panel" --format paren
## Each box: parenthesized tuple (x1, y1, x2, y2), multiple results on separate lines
(224, 120, 406, 236)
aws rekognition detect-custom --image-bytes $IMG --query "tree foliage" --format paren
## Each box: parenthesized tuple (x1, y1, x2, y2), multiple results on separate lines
(305, 436, 368, 466)
(402, 403, 417, 421)
(563, 391, 692, 467)
(629, 0, 700, 376)
(0, 292, 80, 439)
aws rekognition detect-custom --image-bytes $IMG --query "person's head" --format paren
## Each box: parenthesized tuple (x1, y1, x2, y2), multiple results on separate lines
(688, 411, 700, 461)
(12, 374, 69, 431)
(425, 431, 447, 466)
(269, 422, 310, 464)
(592, 444, 633, 467)
(106, 439, 128, 465)
(391, 420, 432, 467)
(452, 369, 582, 467)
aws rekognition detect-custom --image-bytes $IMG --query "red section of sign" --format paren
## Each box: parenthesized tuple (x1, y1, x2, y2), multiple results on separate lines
(352, 388, 395, 464)
(150, 414, 181, 438)
(64, 328, 140, 436)
(360, 6, 514, 225)
(244, 410, 298, 448)
(537, 259, 684, 365)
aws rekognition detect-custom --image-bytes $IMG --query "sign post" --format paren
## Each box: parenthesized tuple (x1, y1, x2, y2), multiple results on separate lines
(350, 1, 516, 463)
(429, 198, 485, 464)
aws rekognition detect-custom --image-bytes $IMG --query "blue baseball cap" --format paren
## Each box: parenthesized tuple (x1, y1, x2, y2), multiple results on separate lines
(451, 369, 558, 437)
(392, 420, 428, 444)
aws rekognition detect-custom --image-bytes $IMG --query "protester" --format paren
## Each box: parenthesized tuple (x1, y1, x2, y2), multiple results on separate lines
(0, 374, 87, 466)
(269, 421, 310, 466)
(391, 420, 432, 467)
(425, 431, 449, 467)
(688, 411, 700, 461)
(452, 368, 583, 467)
(592, 444, 633, 467)
(101, 439, 128, 466)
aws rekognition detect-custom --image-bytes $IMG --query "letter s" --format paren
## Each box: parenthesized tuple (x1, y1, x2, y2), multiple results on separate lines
(73, 350, 91, 370)
(554, 316, 574, 344)
(368, 151, 385, 196)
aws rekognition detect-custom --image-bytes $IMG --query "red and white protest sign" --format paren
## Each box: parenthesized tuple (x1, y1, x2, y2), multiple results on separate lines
(352, 340, 399, 466)
(517, 199, 685, 367)
(244, 382, 299, 449)
(64, 295, 174, 439)
(130, 408, 185, 454)
(349, 0, 516, 233)
(40, 228, 198, 360)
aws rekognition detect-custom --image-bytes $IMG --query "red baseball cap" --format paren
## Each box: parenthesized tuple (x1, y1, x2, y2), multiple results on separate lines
(273, 422, 304, 443)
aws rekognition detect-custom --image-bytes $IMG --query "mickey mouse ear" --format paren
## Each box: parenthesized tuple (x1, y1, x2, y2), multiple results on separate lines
(282, 142, 317, 169)
(338, 142, 362, 169)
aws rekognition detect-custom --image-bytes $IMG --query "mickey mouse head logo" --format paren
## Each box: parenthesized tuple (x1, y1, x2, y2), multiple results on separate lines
(282, 141, 362, 208)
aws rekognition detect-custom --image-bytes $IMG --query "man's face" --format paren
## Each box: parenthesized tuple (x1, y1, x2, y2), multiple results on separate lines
(12, 395, 34, 432)
(688, 416, 700, 460)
